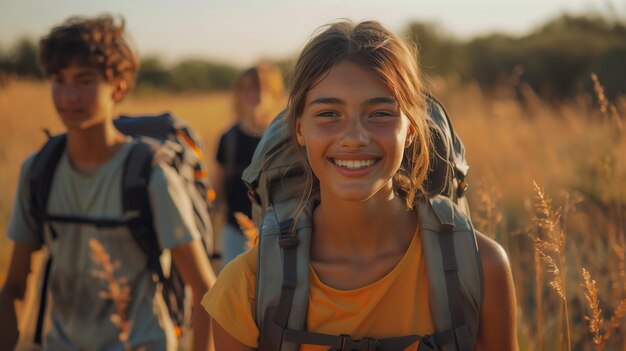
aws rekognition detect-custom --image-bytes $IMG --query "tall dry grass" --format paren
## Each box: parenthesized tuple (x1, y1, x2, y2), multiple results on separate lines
(89, 238, 133, 351)
(0, 77, 624, 349)
(431, 76, 625, 350)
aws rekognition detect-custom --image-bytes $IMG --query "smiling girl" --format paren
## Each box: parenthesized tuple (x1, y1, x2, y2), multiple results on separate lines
(203, 20, 517, 351)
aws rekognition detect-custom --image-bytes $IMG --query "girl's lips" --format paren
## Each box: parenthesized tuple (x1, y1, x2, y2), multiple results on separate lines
(332, 158, 376, 168)
(327, 157, 381, 177)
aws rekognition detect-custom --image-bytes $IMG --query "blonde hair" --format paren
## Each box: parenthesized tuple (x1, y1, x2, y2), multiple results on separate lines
(286, 20, 431, 208)
(233, 61, 285, 121)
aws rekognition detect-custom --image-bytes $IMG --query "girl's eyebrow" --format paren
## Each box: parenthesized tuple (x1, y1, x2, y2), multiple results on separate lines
(307, 96, 397, 107)
(308, 97, 344, 106)
(363, 97, 397, 106)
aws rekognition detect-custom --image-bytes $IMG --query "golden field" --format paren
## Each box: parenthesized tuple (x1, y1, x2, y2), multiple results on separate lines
(0, 79, 624, 350)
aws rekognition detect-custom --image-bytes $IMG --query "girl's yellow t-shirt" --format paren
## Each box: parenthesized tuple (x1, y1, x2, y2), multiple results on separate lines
(202, 231, 434, 351)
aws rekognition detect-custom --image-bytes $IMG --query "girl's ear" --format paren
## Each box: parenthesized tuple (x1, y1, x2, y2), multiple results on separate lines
(295, 118, 306, 146)
(112, 80, 128, 102)
(404, 125, 416, 148)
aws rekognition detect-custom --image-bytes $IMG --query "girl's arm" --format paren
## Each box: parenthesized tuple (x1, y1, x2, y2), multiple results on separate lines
(212, 319, 256, 351)
(474, 232, 518, 350)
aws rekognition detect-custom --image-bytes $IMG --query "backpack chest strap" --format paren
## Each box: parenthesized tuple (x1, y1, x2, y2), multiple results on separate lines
(278, 324, 469, 351)
(281, 327, 439, 351)
(43, 214, 138, 228)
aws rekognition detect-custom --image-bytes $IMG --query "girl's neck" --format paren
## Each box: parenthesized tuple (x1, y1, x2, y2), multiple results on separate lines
(66, 121, 127, 173)
(311, 187, 417, 261)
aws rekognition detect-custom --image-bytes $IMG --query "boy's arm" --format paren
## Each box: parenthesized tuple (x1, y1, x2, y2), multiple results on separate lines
(171, 240, 216, 351)
(0, 241, 41, 350)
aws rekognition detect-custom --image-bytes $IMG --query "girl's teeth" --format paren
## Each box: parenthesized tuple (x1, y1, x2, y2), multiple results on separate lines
(333, 159, 375, 169)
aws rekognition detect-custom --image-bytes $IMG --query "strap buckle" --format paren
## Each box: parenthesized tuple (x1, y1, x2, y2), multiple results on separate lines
(339, 334, 377, 351)
(417, 335, 437, 351)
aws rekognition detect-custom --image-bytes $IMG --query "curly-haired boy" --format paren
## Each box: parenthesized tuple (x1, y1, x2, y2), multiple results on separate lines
(0, 15, 215, 351)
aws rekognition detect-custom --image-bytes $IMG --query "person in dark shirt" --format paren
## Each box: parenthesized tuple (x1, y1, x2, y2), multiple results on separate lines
(214, 62, 285, 266)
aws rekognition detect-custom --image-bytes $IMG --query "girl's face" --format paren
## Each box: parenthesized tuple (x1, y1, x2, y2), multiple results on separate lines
(296, 60, 414, 203)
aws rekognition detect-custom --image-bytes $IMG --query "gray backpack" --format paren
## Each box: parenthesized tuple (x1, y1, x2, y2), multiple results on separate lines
(242, 96, 483, 351)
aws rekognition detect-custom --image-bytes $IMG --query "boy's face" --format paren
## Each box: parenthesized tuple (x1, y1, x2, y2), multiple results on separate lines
(50, 62, 125, 130)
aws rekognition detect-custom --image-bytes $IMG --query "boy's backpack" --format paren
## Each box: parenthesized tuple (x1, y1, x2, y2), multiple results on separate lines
(27, 112, 215, 344)
(241, 95, 482, 351)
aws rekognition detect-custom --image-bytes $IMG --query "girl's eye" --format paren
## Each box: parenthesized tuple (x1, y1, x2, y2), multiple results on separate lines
(315, 110, 340, 118)
(369, 111, 397, 118)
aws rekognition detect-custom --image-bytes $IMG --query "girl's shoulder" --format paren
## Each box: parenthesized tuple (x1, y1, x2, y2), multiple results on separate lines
(203, 246, 261, 348)
(475, 231, 511, 275)
(202, 246, 259, 314)
(474, 230, 518, 349)
(219, 245, 259, 284)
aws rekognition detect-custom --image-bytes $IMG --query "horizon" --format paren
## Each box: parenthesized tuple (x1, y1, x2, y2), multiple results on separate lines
(1, 0, 624, 67)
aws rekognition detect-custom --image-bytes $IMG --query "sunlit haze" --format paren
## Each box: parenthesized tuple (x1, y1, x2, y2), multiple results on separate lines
(0, 0, 618, 66)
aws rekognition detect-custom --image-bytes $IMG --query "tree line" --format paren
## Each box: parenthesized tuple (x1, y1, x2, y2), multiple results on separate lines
(411, 14, 626, 100)
(1, 14, 625, 100)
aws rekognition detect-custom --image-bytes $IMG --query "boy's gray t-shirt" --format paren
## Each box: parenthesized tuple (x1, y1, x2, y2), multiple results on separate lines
(8, 138, 200, 351)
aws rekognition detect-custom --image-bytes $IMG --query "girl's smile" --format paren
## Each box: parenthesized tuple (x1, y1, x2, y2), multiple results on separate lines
(328, 154, 381, 177)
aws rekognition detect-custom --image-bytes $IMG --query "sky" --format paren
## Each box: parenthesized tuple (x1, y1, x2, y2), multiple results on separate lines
(0, 0, 621, 67)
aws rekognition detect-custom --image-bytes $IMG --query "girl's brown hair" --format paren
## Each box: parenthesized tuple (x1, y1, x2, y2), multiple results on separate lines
(287, 20, 431, 208)
(39, 14, 139, 91)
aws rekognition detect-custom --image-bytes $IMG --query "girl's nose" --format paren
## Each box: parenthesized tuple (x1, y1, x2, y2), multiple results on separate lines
(340, 115, 369, 149)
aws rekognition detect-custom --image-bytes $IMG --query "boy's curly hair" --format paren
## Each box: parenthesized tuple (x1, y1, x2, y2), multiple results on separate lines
(39, 15, 139, 90)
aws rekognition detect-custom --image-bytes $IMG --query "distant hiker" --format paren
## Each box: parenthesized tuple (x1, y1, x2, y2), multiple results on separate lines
(213, 62, 284, 266)
(203, 20, 518, 351)
(0, 15, 216, 351)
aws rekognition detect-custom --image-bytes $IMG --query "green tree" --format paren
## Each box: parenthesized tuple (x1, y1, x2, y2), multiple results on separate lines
(137, 56, 169, 88)
(8, 37, 41, 78)
(168, 59, 238, 91)
(405, 21, 467, 77)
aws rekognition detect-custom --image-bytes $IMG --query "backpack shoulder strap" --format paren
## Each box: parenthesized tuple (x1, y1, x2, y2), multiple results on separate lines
(418, 195, 483, 351)
(121, 140, 163, 273)
(256, 196, 314, 351)
(122, 139, 188, 330)
(28, 134, 65, 345)
(28, 134, 67, 236)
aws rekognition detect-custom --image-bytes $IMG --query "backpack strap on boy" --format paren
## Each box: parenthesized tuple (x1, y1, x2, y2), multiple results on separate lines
(29, 134, 67, 234)
(121, 139, 188, 332)
(27, 134, 66, 345)
(121, 140, 161, 274)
